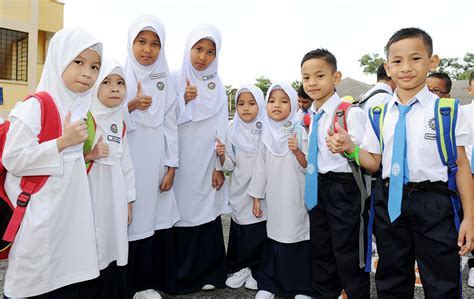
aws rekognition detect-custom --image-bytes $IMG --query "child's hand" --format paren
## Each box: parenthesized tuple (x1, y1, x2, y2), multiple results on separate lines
(184, 78, 198, 104)
(57, 111, 88, 152)
(215, 138, 226, 157)
(458, 218, 474, 256)
(85, 135, 109, 162)
(252, 198, 263, 218)
(128, 81, 152, 112)
(288, 132, 299, 153)
(326, 123, 355, 154)
(159, 167, 175, 193)
(128, 202, 133, 225)
(211, 170, 225, 191)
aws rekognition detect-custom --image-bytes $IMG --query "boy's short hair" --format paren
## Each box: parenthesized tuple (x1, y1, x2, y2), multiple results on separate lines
(298, 85, 312, 100)
(376, 63, 390, 81)
(428, 72, 452, 93)
(301, 48, 337, 73)
(470, 71, 474, 86)
(385, 27, 433, 57)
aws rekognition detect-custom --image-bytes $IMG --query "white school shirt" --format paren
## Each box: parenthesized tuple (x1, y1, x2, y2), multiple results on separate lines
(173, 102, 230, 227)
(310, 93, 367, 173)
(247, 128, 309, 244)
(221, 130, 267, 225)
(88, 132, 135, 269)
(359, 82, 393, 113)
(361, 86, 471, 181)
(462, 100, 473, 166)
(3, 99, 99, 297)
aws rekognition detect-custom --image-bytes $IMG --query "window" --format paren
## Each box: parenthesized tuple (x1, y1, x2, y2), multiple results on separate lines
(0, 28, 28, 81)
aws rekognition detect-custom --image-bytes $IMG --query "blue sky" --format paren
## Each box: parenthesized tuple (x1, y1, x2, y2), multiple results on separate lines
(64, 0, 473, 87)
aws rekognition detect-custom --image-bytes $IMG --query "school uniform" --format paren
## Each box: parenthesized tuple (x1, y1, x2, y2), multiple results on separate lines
(359, 82, 393, 113)
(172, 24, 230, 294)
(248, 83, 314, 297)
(308, 93, 370, 298)
(361, 86, 470, 298)
(123, 15, 180, 296)
(2, 29, 101, 298)
(221, 85, 267, 279)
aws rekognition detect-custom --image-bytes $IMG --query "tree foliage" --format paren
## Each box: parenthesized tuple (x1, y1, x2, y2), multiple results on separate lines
(358, 53, 384, 75)
(255, 76, 272, 97)
(437, 52, 474, 80)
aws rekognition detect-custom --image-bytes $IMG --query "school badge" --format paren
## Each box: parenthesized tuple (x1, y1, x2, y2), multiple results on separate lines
(428, 117, 436, 131)
(207, 82, 216, 90)
(256, 121, 262, 129)
(391, 163, 401, 177)
(110, 123, 118, 134)
(283, 121, 292, 128)
(156, 81, 165, 91)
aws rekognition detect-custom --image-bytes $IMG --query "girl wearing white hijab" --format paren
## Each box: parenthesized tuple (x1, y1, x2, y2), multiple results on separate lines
(123, 15, 179, 299)
(247, 83, 315, 299)
(3, 28, 102, 298)
(172, 24, 229, 293)
(217, 85, 267, 290)
(84, 58, 135, 298)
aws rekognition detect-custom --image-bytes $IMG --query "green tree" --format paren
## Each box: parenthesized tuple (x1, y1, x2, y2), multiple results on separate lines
(225, 85, 237, 112)
(358, 53, 384, 75)
(437, 52, 474, 80)
(291, 80, 302, 91)
(255, 76, 272, 96)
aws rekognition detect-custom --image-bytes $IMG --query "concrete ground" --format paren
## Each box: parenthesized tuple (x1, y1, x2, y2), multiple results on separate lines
(1, 215, 473, 298)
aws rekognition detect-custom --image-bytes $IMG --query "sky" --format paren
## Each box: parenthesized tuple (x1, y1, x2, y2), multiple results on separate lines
(64, 0, 474, 87)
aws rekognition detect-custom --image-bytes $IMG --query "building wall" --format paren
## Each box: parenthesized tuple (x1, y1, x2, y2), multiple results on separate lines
(0, 0, 63, 117)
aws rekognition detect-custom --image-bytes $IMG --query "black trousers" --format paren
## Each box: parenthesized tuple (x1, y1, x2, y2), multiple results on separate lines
(310, 172, 370, 299)
(373, 178, 460, 299)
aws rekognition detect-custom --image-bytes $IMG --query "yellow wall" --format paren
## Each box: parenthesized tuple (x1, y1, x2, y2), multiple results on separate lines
(39, 0, 63, 32)
(0, 0, 30, 23)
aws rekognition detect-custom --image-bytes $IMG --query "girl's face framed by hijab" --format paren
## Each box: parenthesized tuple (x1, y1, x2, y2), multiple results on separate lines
(62, 48, 101, 93)
(190, 38, 216, 71)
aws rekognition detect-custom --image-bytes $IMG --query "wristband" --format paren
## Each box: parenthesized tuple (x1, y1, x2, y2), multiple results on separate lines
(344, 145, 361, 166)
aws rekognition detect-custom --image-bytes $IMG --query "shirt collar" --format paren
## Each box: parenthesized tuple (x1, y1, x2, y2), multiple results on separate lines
(388, 85, 432, 111)
(374, 82, 393, 94)
(310, 92, 340, 115)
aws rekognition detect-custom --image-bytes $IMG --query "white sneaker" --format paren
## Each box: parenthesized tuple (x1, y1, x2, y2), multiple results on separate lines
(201, 284, 215, 290)
(468, 268, 474, 287)
(133, 289, 162, 299)
(244, 272, 258, 290)
(295, 295, 312, 299)
(225, 267, 251, 288)
(255, 290, 275, 299)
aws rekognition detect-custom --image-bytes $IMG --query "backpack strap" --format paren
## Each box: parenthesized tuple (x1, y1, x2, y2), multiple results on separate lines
(331, 101, 368, 269)
(3, 92, 61, 243)
(359, 89, 390, 105)
(435, 97, 461, 231)
(83, 111, 97, 174)
(368, 103, 388, 152)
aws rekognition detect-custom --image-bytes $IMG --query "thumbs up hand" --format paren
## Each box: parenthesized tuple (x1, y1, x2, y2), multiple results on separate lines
(215, 138, 226, 157)
(184, 78, 197, 104)
(128, 81, 153, 112)
(57, 111, 88, 152)
(326, 123, 353, 154)
(288, 132, 299, 153)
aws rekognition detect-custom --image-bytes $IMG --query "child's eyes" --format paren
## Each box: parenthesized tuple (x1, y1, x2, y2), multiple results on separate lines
(152, 42, 160, 47)
(118, 81, 126, 85)
(412, 57, 421, 61)
(91, 65, 100, 71)
(208, 50, 216, 56)
(195, 47, 203, 52)
(392, 59, 401, 64)
(317, 75, 324, 79)
(101, 80, 110, 85)
(302, 76, 309, 81)
(74, 60, 83, 65)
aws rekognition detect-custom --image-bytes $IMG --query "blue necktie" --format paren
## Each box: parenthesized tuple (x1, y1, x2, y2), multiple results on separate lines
(388, 104, 412, 222)
(304, 112, 323, 210)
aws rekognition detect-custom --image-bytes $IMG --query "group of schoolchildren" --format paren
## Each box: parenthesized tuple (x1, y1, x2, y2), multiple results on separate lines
(1, 12, 473, 299)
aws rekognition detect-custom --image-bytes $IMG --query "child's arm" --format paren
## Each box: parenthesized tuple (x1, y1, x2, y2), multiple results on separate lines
(184, 79, 197, 104)
(211, 169, 225, 191)
(288, 132, 307, 168)
(160, 93, 179, 192)
(221, 135, 236, 172)
(247, 142, 267, 200)
(215, 138, 226, 166)
(84, 135, 109, 163)
(159, 167, 175, 193)
(121, 135, 136, 205)
(252, 197, 263, 218)
(127, 81, 152, 113)
(455, 146, 474, 255)
(128, 202, 133, 225)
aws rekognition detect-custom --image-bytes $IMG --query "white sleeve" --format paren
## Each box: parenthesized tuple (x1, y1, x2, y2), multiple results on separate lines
(221, 136, 236, 172)
(3, 100, 63, 177)
(360, 113, 382, 155)
(121, 135, 136, 203)
(164, 95, 179, 167)
(455, 103, 471, 147)
(247, 142, 267, 199)
(347, 106, 368, 146)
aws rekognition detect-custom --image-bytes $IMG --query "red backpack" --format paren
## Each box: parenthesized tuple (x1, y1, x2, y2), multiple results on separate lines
(0, 91, 61, 259)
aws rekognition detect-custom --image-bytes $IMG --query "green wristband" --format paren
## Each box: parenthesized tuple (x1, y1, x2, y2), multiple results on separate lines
(344, 145, 361, 166)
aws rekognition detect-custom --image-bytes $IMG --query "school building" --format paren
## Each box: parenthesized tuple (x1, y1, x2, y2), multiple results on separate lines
(0, 0, 63, 119)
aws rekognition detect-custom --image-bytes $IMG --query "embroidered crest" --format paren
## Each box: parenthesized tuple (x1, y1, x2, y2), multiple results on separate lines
(157, 81, 165, 91)
(391, 163, 401, 177)
(207, 82, 216, 90)
(256, 121, 262, 129)
(307, 163, 315, 174)
(110, 123, 118, 134)
(283, 121, 293, 128)
(428, 117, 436, 131)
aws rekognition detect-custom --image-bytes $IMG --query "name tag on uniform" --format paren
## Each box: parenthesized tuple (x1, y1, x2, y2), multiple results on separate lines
(424, 133, 436, 140)
(251, 129, 262, 134)
(107, 135, 121, 144)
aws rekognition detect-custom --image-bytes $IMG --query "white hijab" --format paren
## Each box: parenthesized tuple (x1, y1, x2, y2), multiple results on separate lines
(228, 85, 265, 155)
(90, 58, 126, 165)
(177, 24, 226, 122)
(12, 28, 102, 160)
(124, 15, 176, 129)
(262, 82, 299, 156)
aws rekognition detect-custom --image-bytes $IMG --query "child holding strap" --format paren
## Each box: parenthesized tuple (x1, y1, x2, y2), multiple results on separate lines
(3, 28, 102, 298)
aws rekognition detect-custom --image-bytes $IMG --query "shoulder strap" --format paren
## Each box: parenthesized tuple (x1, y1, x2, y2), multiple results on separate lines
(122, 121, 127, 138)
(83, 111, 96, 174)
(331, 101, 353, 133)
(3, 92, 62, 243)
(341, 95, 357, 104)
(359, 89, 390, 104)
(368, 103, 388, 152)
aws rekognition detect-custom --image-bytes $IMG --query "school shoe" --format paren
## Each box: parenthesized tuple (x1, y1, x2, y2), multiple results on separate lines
(468, 268, 474, 287)
(133, 289, 162, 299)
(201, 284, 216, 290)
(244, 272, 258, 290)
(255, 290, 275, 299)
(294, 295, 312, 299)
(225, 267, 251, 288)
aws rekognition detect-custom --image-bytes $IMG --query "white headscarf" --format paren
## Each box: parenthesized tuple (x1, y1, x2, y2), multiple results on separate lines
(90, 58, 126, 165)
(11, 28, 102, 161)
(177, 24, 226, 122)
(261, 82, 299, 156)
(124, 15, 176, 128)
(228, 84, 265, 155)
